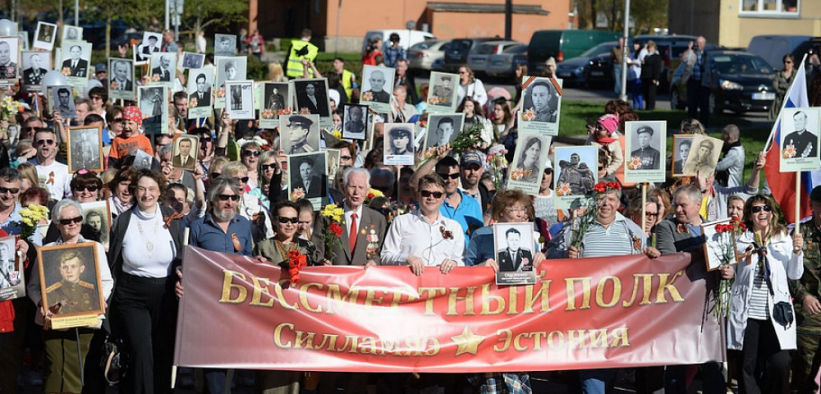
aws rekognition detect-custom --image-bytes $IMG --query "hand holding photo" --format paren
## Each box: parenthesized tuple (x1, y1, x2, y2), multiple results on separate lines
(426, 71, 459, 113)
(172, 135, 200, 171)
(280, 114, 321, 154)
(506, 132, 550, 195)
(554, 146, 598, 210)
(37, 242, 105, 329)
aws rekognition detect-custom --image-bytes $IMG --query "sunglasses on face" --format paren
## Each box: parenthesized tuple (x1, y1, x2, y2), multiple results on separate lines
(200, 136, 212, 142)
(235, 176, 250, 184)
(74, 185, 99, 192)
(242, 150, 261, 157)
(110, 118, 124, 124)
(420, 190, 444, 199)
(261, 163, 277, 171)
(59, 216, 83, 225)
(340, 155, 352, 161)
(436, 172, 460, 180)
(218, 194, 239, 201)
(36, 139, 55, 146)
(278, 216, 299, 224)
(751, 205, 772, 213)
(0, 187, 19, 194)
(210, 172, 221, 179)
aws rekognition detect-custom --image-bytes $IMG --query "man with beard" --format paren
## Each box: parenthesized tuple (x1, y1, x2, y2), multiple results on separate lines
(179, 176, 252, 394)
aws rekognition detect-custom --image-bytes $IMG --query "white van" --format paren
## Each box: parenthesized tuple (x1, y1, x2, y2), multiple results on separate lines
(361, 30, 436, 55)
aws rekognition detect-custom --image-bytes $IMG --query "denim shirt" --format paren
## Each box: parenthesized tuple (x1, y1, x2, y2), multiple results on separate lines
(188, 213, 253, 256)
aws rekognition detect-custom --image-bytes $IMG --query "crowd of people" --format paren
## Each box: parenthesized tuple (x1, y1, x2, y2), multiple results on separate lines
(2, 26, 821, 394)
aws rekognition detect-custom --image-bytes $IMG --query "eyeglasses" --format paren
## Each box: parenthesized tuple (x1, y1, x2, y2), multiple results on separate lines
(420, 190, 444, 198)
(261, 163, 277, 171)
(340, 155, 353, 161)
(218, 194, 239, 201)
(646, 211, 659, 217)
(235, 176, 250, 184)
(59, 216, 83, 225)
(23, 126, 38, 133)
(0, 187, 19, 194)
(278, 216, 299, 224)
(200, 136, 212, 142)
(436, 172, 460, 180)
(242, 150, 261, 157)
(210, 172, 221, 178)
(110, 118, 124, 124)
(73, 184, 99, 192)
(751, 205, 772, 213)
(36, 139, 55, 146)
(90, 95, 103, 101)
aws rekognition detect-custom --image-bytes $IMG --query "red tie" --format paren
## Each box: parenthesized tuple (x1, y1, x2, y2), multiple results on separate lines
(349, 213, 358, 252)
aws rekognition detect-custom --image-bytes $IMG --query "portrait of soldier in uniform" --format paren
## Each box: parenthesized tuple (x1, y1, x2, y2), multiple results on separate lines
(630, 125, 661, 170)
(45, 250, 100, 315)
(557, 152, 595, 195)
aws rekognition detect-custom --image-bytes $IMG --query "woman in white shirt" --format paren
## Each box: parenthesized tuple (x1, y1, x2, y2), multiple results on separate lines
(455, 65, 488, 107)
(381, 174, 464, 275)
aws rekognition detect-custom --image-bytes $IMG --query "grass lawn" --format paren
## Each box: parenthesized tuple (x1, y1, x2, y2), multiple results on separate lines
(559, 99, 772, 183)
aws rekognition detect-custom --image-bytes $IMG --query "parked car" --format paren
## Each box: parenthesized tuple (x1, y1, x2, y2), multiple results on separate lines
(485, 44, 528, 80)
(361, 29, 435, 56)
(467, 40, 520, 76)
(527, 29, 620, 75)
(747, 35, 815, 69)
(407, 40, 447, 72)
(555, 41, 617, 86)
(441, 37, 499, 72)
(669, 50, 775, 114)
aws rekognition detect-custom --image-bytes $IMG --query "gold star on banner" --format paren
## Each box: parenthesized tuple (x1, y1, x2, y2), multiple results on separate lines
(451, 326, 484, 356)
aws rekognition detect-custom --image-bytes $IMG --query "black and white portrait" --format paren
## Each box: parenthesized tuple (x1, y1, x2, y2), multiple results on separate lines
(22, 51, 51, 91)
(50, 86, 77, 119)
(360, 65, 395, 112)
(181, 52, 204, 70)
(33, 21, 58, 51)
(428, 71, 458, 110)
(425, 114, 465, 149)
(624, 120, 666, 183)
(0, 37, 20, 82)
(288, 152, 327, 200)
(67, 126, 103, 173)
(259, 82, 291, 128)
(520, 76, 562, 136)
(293, 79, 331, 118)
(136, 32, 162, 64)
(172, 135, 199, 170)
(37, 243, 104, 322)
(554, 146, 597, 204)
(383, 123, 415, 166)
(493, 222, 536, 285)
(80, 201, 111, 249)
(507, 132, 550, 195)
(781, 107, 821, 172)
(215, 56, 247, 90)
(60, 41, 92, 78)
(138, 86, 168, 135)
(187, 68, 214, 119)
(682, 134, 723, 178)
(214, 34, 237, 57)
(133, 149, 153, 170)
(108, 58, 135, 100)
(0, 235, 24, 301)
(279, 114, 321, 154)
(672, 135, 693, 177)
(225, 80, 254, 120)
(61, 25, 83, 43)
(150, 52, 177, 85)
(628, 125, 661, 170)
(342, 104, 368, 140)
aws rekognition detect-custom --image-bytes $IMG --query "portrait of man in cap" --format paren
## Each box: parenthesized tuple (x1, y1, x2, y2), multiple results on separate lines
(630, 125, 660, 170)
(283, 115, 318, 154)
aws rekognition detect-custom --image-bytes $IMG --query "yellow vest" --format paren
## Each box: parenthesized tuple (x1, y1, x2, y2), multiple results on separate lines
(286, 39, 319, 78)
(340, 69, 354, 99)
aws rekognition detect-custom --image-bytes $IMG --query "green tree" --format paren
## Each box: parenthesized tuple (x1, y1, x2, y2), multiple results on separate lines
(183, 0, 247, 46)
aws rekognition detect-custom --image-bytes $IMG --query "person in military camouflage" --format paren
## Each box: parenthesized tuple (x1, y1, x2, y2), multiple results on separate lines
(791, 186, 821, 394)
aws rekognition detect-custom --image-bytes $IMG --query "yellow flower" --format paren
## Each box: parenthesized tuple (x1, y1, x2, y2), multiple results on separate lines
(21, 217, 33, 227)
(332, 129, 342, 139)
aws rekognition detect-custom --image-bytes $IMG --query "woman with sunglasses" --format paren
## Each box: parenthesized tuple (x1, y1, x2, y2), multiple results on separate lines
(249, 150, 282, 210)
(27, 199, 113, 394)
(728, 194, 803, 393)
(240, 141, 262, 189)
(770, 54, 795, 121)
(107, 169, 187, 394)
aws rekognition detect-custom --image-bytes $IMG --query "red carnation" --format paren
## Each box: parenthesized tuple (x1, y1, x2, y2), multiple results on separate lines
(594, 183, 607, 193)
(329, 222, 343, 237)
(607, 182, 621, 190)
(367, 192, 375, 199)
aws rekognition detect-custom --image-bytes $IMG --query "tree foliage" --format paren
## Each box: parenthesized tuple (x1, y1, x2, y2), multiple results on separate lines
(574, 0, 668, 34)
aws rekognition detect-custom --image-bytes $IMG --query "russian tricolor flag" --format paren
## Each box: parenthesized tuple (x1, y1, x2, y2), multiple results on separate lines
(764, 55, 815, 223)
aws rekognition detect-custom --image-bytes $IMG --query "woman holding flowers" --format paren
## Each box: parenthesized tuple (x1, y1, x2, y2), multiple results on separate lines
(729, 194, 803, 394)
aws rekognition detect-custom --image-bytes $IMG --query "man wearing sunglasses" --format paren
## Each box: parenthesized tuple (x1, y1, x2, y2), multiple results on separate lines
(425, 156, 483, 248)
(32, 128, 71, 201)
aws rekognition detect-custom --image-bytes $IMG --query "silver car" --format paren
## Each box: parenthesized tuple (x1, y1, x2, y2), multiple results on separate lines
(467, 40, 521, 76)
(485, 44, 528, 80)
(407, 40, 447, 71)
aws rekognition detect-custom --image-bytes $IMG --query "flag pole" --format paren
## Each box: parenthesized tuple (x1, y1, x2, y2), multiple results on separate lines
(641, 183, 647, 234)
(796, 171, 801, 239)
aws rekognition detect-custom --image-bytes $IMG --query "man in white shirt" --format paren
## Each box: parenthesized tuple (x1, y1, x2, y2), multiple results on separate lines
(381, 174, 464, 275)
(32, 129, 71, 201)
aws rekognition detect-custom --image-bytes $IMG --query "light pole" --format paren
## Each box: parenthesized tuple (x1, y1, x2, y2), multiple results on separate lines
(619, 0, 630, 102)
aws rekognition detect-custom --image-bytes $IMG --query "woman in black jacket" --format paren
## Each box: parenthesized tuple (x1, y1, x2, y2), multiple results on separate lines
(641, 41, 664, 110)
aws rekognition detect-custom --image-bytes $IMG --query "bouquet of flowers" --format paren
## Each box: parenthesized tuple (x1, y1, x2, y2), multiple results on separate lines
(486, 145, 508, 191)
(261, 109, 275, 119)
(366, 188, 384, 203)
(521, 108, 536, 121)
(711, 216, 746, 318)
(19, 204, 48, 241)
(286, 250, 308, 283)
(320, 204, 345, 261)
(1, 96, 24, 120)
(449, 123, 484, 154)
(570, 182, 621, 250)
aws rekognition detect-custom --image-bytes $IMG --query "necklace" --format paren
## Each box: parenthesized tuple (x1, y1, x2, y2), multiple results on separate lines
(136, 215, 160, 253)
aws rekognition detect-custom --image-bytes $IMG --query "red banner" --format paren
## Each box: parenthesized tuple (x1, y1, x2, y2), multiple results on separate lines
(174, 246, 725, 372)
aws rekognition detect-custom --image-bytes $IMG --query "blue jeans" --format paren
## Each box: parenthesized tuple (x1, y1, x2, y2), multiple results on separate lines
(630, 78, 644, 109)
(579, 369, 615, 394)
(613, 65, 623, 95)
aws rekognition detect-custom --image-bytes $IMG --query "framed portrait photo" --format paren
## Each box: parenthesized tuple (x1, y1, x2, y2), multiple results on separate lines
(172, 134, 200, 171)
(186, 68, 214, 119)
(325, 148, 341, 181)
(383, 123, 415, 166)
(59, 40, 92, 79)
(80, 200, 112, 249)
(214, 56, 247, 109)
(48, 86, 77, 119)
(214, 34, 237, 57)
(67, 126, 103, 173)
(0, 36, 20, 85)
(108, 58, 135, 101)
(180, 52, 204, 70)
(360, 65, 395, 113)
(132, 149, 153, 170)
(519, 76, 562, 136)
(293, 78, 332, 128)
(780, 107, 821, 173)
(22, 51, 52, 92)
(0, 235, 25, 301)
(280, 114, 321, 155)
(672, 134, 694, 177)
(149, 52, 177, 87)
(426, 71, 459, 113)
(288, 151, 327, 210)
(701, 218, 737, 271)
(341, 103, 368, 140)
(259, 82, 292, 128)
(425, 113, 465, 150)
(682, 134, 724, 178)
(135, 31, 162, 64)
(507, 132, 551, 195)
(37, 242, 105, 329)
(33, 21, 58, 51)
(554, 146, 598, 210)
(225, 80, 255, 120)
(138, 85, 169, 135)
(493, 222, 537, 285)
(61, 25, 83, 43)
(624, 120, 666, 183)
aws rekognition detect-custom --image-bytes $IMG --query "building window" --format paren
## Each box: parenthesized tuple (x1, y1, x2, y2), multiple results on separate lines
(740, 0, 800, 16)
